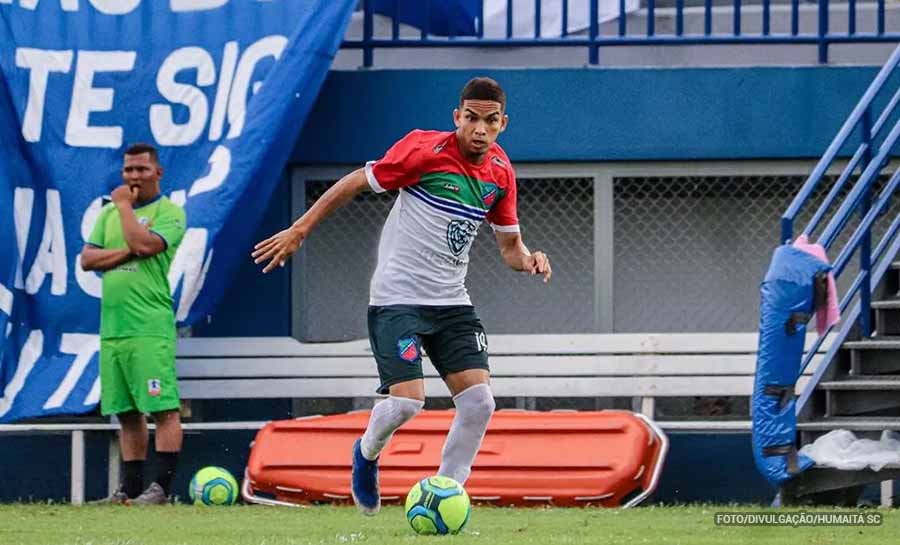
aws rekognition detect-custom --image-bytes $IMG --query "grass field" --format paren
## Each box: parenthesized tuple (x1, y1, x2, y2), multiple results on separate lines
(1, 504, 895, 545)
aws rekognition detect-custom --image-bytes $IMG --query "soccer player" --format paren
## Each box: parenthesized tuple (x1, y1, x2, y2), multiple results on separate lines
(82, 143, 187, 505)
(252, 77, 551, 515)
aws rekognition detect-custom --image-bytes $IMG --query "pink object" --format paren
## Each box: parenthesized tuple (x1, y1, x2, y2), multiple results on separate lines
(792, 234, 841, 335)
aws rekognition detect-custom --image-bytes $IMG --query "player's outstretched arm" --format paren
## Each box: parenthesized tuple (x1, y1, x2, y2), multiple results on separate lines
(494, 230, 551, 283)
(252, 168, 370, 273)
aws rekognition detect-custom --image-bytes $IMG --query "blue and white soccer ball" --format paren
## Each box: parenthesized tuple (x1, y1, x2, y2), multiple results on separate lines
(404, 476, 471, 535)
(188, 466, 239, 506)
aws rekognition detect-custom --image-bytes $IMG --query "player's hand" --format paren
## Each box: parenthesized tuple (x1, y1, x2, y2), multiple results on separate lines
(111, 184, 138, 206)
(252, 225, 307, 274)
(523, 251, 551, 283)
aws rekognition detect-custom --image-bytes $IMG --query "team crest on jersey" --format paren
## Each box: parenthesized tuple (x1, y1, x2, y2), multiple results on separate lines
(447, 219, 477, 256)
(481, 184, 499, 208)
(397, 338, 419, 362)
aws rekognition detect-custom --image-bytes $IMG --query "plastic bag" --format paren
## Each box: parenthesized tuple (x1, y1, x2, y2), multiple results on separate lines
(799, 429, 900, 471)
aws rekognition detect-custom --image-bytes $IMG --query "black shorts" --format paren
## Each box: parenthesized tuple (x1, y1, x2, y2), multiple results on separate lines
(367, 305, 490, 394)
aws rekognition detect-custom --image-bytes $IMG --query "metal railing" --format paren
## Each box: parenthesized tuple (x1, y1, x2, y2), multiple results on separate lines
(343, 0, 900, 66)
(781, 44, 900, 414)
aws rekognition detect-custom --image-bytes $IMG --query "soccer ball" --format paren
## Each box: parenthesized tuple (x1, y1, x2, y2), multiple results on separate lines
(189, 466, 239, 506)
(404, 476, 471, 535)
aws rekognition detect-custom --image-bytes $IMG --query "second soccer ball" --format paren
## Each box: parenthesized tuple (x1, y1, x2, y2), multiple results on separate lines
(188, 466, 239, 506)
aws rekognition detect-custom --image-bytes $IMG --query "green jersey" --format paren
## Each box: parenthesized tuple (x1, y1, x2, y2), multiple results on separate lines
(87, 196, 186, 339)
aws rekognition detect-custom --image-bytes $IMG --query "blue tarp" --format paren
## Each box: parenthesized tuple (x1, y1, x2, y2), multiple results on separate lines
(752, 245, 831, 486)
(0, 0, 356, 422)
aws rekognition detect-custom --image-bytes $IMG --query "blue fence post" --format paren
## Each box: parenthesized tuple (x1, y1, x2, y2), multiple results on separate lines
(818, 0, 830, 63)
(704, 0, 712, 35)
(791, 0, 799, 36)
(781, 218, 793, 246)
(676, 0, 684, 36)
(363, 0, 374, 68)
(391, 0, 400, 40)
(589, 0, 599, 65)
(859, 108, 874, 337)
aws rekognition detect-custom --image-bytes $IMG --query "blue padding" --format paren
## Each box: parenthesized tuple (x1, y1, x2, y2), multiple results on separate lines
(752, 245, 831, 486)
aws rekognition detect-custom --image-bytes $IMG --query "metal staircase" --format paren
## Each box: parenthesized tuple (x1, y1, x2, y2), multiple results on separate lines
(787, 264, 900, 502)
(778, 44, 900, 505)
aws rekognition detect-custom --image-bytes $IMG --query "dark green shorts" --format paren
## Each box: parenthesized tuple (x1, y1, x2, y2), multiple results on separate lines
(367, 305, 490, 394)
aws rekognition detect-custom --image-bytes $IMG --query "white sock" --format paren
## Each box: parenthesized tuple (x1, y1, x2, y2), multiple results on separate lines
(360, 396, 424, 461)
(438, 383, 496, 485)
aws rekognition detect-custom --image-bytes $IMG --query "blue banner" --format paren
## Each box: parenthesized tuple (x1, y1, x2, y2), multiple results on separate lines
(0, 0, 355, 422)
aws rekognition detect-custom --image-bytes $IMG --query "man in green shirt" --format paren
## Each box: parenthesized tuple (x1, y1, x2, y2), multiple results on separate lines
(82, 143, 186, 505)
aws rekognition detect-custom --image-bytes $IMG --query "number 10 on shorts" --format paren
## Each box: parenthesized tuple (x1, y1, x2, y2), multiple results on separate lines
(475, 331, 488, 352)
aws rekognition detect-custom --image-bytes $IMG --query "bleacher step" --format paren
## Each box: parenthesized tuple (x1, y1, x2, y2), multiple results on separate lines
(812, 463, 900, 470)
(818, 377, 900, 390)
(843, 339, 900, 374)
(781, 465, 900, 503)
(797, 418, 900, 431)
(872, 302, 900, 336)
(870, 300, 900, 310)
(843, 339, 900, 350)
(820, 377, 900, 416)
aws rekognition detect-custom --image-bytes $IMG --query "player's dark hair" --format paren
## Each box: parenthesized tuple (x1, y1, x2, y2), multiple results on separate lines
(124, 142, 160, 165)
(460, 77, 506, 111)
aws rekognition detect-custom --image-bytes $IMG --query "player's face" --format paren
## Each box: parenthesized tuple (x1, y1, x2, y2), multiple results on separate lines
(454, 99, 507, 162)
(121, 152, 162, 201)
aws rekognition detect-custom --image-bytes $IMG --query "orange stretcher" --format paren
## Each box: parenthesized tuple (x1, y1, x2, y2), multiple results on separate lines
(242, 409, 668, 508)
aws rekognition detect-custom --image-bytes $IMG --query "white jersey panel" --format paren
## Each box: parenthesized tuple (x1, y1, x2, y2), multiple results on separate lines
(369, 190, 481, 306)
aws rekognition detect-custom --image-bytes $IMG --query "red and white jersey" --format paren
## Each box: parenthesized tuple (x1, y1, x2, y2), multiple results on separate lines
(365, 130, 519, 306)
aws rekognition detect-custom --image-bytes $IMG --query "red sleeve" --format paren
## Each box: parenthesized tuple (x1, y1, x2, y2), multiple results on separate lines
(486, 166, 519, 232)
(365, 131, 426, 193)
